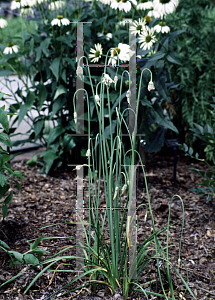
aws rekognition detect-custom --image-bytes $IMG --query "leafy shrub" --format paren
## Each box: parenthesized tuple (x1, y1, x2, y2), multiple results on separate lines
(0, 92, 24, 219)
(0, 1, 183, 173)
(166, 0, 215, 152)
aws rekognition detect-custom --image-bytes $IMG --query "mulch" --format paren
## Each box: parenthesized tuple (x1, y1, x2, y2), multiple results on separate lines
(0, 152, 215, 300)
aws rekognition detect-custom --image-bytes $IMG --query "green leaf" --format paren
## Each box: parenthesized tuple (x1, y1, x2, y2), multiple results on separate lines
(26, 155, 38, 167)
(0, 239, 10, 249)
(40, 150, 58, 174)
(166, 51, 181, 65)
(0, 172, 7, 187)
(35, 46, 42, 62)
(4, 191, 13, 205)
(0, 132, 12, 147)
(38, 84, 48, 110)
(49, 57, 61, 82)
(2, 204, 8, 219)
(0, 183, 10, 199)
(31, 235, 44, 249)
(26, 91, 35, 111)
(153, 104, 178, 133)
(41, 38, 51, 57)
(24, 254, 39, 265)
(0, 108, 9, 133)
(148, 52, 165, 62)
(9, 250, 23, 263)
(48, 126, 65, 145)
(18, 104, 27, 126)
(53, 85, 67, 100)
(12, 171, 25, 180)
(145, 128, 166, 153)
(34, 120, 44, 137)
(188, 147, 193, 156)
(63, 135, 76, 151)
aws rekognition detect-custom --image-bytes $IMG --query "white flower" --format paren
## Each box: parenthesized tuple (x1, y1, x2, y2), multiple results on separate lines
(74, 112, 77, 124)
(89, 43, 103, 63)
(3, 43, 19, 55)
(51, 16, 70, 26)
(148, 81, 155, 91)
(48, 1, 66, 10)
(153, 0, 178, 15)
(138, 27, 157, 50)
(77, 66, 83, 80)
(137, 0, 153, 10)
(102, 74, 114, 88)
(86, 149, 91, 157)
(126, 90, 131, 105)
(11, 0, 21, 10)
(97, 32, 112, 41)
(108, 43, 134, 66)
(130, 18, 146, 35)
(114, 75, 118, 89)
(21, 0, 37, 6)
(20, 7, 34, 15)
(113, 186, 119, 200)
(154, 21, 170, 33)
(0, 17, 8, 28)
(148, 9, 163, 18)
(99, 0, 112, 4)
(121, 184, 127, 195)
(74, 165, 82, 170)
(111, 0, 137, 13)
(117, 18, 133, 26)
(95, 94, 100, 106)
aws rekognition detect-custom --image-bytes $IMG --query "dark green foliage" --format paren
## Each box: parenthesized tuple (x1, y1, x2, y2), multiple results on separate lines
(166, 0, 215, 152)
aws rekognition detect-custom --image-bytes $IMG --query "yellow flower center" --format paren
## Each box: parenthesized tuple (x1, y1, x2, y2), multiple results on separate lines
(7, 42, 14, 47)
(159, 21, 166, 26)
(122, 0, 127, 2)
(15, 0, 21, 2)
(144, 16, 152, 25)
(140, 0, 148, 2)
(95, 50, 101, 58)
(57, 15, 63, 19)
(113, 47, 121, 56)
(103, 30, 108, 34)
(145, 35, 151, 43)
(159, 0, 170, 3)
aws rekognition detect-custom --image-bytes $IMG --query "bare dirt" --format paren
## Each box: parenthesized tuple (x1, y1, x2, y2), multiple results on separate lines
(0, 152, 215, 300)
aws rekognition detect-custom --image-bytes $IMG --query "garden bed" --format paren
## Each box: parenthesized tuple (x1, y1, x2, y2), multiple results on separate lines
(0, 154, 215, 300)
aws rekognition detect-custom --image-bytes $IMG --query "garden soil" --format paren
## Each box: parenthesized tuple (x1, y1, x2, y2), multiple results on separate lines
(0, 152, 215, 300)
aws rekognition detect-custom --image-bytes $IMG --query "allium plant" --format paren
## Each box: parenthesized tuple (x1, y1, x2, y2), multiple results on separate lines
(1, 51, 196, 300)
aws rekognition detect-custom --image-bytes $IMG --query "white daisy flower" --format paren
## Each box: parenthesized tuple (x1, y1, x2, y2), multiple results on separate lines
(117, 18, 133, 26)
(108, 43, 134, 66)
(102, 74, 114, 88)
(3, 43, 19, 55)
(153, 0, 178, 15)
(21, 0, 37, 6)
(51, 15, 70, 26)
(154, 21, 170, 33)
(137, 0, 153, 10)
(20, 7, 34, 15)
(130, 18, 146, 35)
(11, 0, 21, 10)
(111, 0, 137, 13)
(95, 94, 100, 106)
(99, 0, 112, 4)
(148, 81, 155, 91)
(97, 32, 112, 41)
(138, 28, 157, 50)
(89, 43, 103, 63)
(148, 9, 163, 18)
(48, 1, 66, 10)
(0, 17, 8, 28)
